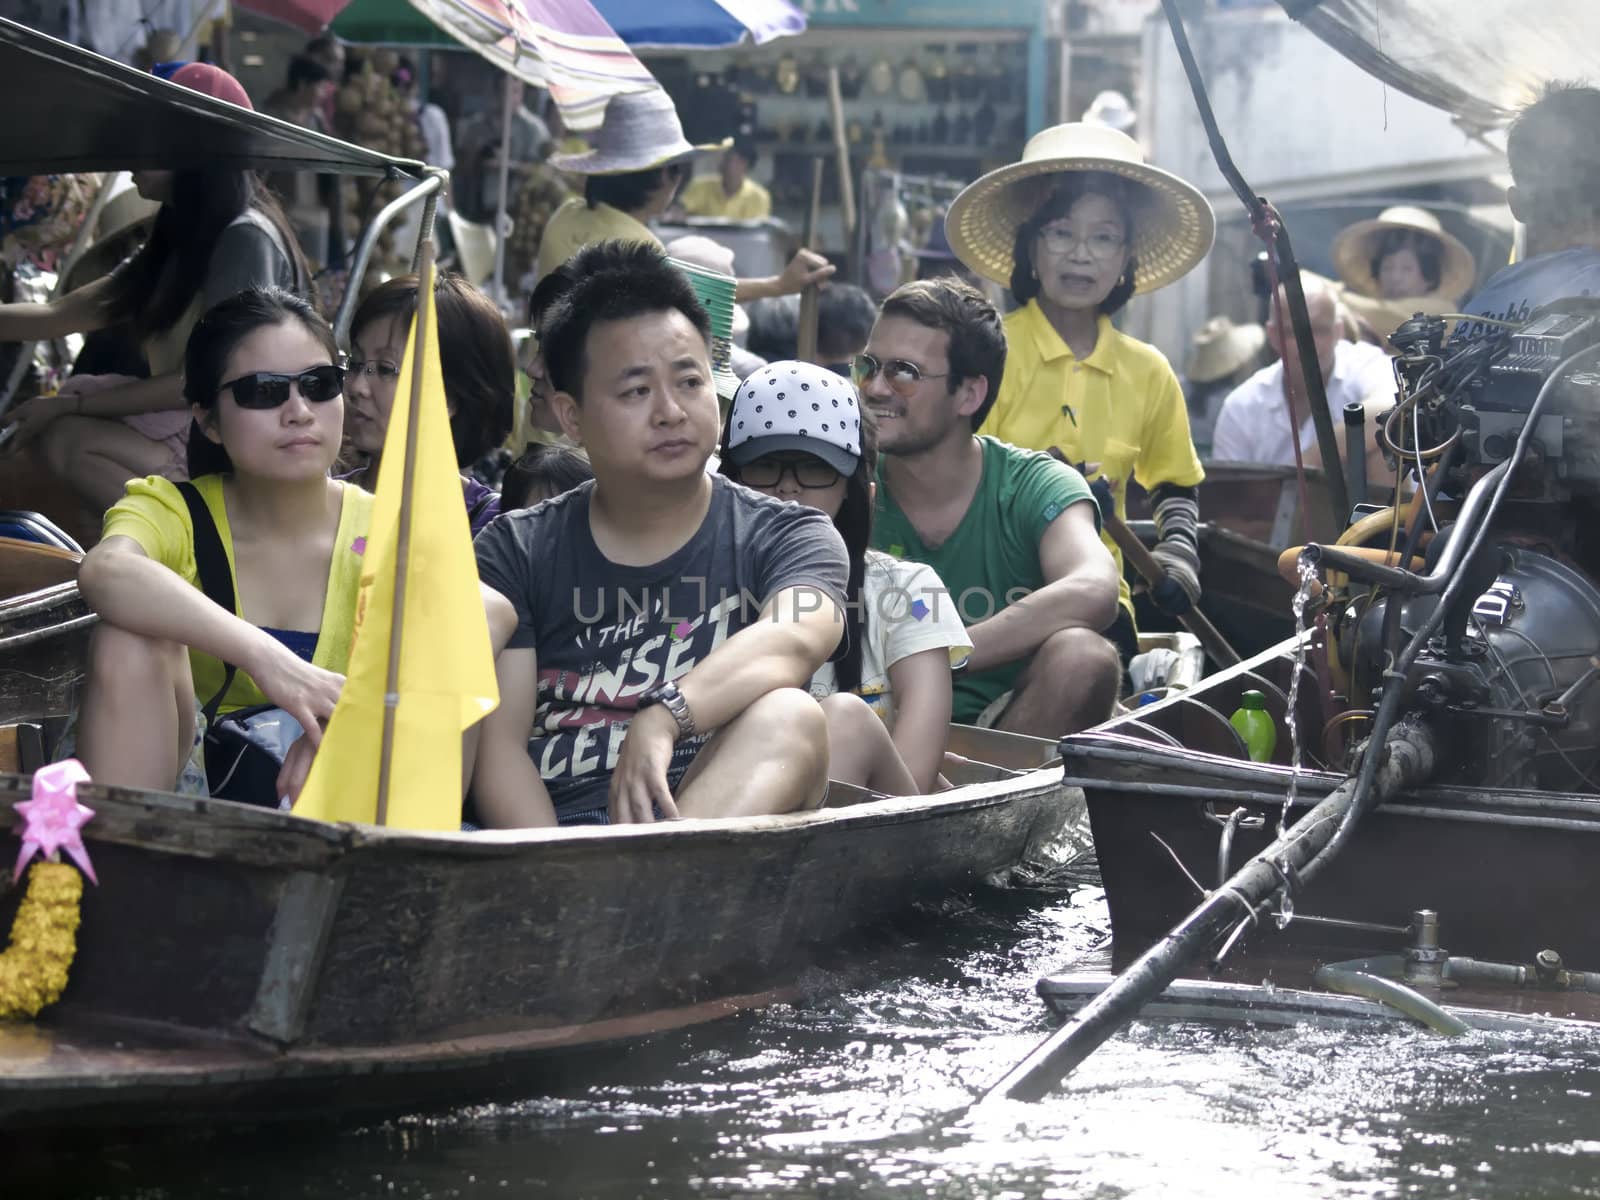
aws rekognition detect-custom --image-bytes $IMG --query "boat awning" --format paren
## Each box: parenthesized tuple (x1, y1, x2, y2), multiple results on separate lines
(0, 18, 420, 178)
(1280, 0, 1600, 130)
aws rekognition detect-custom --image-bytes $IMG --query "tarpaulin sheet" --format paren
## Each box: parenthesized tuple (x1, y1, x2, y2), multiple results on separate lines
(1281, 0, 1600, 129)
(0, 17, 418, 176)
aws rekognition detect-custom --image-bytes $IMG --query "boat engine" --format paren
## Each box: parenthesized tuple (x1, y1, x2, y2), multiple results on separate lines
(1338, 304, 1600, 792)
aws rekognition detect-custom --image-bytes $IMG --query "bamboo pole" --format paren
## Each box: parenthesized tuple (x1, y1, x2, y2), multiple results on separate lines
(795, 159, 825, 364)
(826, 67, 855, 245)
(375, 239, 435, 826)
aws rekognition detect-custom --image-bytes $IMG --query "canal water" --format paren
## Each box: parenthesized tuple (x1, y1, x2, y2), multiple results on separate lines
(25, 865, 1600, 1199)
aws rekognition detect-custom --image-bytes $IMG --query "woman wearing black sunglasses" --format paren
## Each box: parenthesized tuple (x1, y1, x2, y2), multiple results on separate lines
(72, 288, 372, 802)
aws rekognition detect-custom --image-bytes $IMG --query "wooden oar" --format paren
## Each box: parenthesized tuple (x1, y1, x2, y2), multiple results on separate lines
(1100, 509, 1242, 669)
(795, 159, 825, 364)
(982, 718, 1438, 1103)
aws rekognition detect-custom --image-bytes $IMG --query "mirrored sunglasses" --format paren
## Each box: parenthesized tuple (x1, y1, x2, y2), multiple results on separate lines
(852, 352, 949, 395)
(219, 364, 345, 410)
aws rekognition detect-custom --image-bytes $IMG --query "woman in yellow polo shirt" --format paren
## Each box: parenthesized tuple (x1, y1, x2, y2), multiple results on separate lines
(945, 123, 1215, 663)
(73, 288, 371, 801)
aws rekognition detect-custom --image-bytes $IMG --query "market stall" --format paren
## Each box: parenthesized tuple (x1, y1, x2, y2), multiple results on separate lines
(648, 0, 1049, 257)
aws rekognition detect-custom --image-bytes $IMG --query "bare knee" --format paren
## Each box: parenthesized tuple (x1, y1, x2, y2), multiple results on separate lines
(38, 416, 91, 480)
(820, 690, 875, 727)
(755, 687, 829, 756)
(85, 621, 184, 691)
(1035, 627, 1120, 677)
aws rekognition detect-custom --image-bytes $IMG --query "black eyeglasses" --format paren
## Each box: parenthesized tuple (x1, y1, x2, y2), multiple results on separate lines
(740, 456, 841, 489)
(852, 353, 948, 396)
(346, 358, 401, 381)
(219, 364, 345, 409)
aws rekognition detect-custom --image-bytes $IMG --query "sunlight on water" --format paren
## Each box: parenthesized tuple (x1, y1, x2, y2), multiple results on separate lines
(26, 876, 1600, 1200)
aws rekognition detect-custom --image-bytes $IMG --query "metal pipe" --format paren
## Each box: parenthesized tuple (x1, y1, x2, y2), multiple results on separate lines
(1301, 457, 1510, 593)
(1343, 402, 1367, 506)
(491, 79, 515, 308)
(1313, 965, 1469, 1035)
(987, 720, 1437, 1102)
(1157, 0, 1348, 527)
(333, 169, 447, 348)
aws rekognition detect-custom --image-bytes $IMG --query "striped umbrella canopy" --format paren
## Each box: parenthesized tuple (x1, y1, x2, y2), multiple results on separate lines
(334, 0, 660, 129)
(590, 0, 804, 49)
(335, 0, 804, 58)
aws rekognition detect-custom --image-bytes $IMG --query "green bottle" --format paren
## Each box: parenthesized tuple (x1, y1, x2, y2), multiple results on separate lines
(1230, 690, 1277, 763)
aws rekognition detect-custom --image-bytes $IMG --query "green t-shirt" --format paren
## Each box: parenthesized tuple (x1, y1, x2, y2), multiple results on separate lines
(872, 436, 1099, 723)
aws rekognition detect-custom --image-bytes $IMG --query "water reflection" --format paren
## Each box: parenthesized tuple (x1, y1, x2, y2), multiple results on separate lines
(19, 871, 1600, 1199)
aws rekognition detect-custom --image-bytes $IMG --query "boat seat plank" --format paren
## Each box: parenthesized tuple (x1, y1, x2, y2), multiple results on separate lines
(0, 536, 80, 599)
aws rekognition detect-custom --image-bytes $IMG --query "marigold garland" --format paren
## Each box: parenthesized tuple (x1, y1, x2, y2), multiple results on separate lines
(0, 861, 82, 1020)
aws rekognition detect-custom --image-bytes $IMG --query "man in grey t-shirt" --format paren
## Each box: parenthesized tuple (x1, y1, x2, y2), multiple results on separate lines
(471, 241, 848, 827)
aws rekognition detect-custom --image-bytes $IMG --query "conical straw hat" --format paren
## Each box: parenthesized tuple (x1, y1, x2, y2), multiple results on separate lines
(944, 123, 1215, 294)
(1185, 316, 1266, 384)
(1331, 206, 1476, 304)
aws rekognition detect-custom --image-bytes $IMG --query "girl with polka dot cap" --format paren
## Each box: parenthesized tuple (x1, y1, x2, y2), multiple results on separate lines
(721, 361, 971, 795)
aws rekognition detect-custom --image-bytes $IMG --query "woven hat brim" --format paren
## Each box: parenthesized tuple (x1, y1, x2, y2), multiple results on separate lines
(549, 137, 731, 177)
(1331, 216, 1477, 304)
(944, 156, 1216, 294)
(1185, 323, 1265, 384)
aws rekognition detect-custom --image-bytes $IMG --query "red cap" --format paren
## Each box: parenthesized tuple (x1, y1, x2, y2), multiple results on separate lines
(168, 63, 253, 111)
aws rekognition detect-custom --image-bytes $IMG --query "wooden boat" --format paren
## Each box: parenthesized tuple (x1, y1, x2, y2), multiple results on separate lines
(0, 724, 1077, 1130)
(1052, 635, 1600, 1029)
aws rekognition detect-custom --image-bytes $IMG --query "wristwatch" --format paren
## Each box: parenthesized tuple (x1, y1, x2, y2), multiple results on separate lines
(638, 681, 697, 740)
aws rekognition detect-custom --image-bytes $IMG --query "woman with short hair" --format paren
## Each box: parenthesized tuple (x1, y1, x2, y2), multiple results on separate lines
(944, 122, 1216, 666)
(344, 271, 515, 533)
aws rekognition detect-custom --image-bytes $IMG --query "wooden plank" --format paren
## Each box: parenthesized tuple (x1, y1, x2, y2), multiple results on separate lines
(246, 872, 345, 1044)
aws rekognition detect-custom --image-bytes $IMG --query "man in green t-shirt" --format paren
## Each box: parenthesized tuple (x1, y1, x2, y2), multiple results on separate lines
(861, 279, 1121, 736)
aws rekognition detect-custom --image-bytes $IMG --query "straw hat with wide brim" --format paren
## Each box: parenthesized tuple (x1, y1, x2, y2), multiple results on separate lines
(62, 180, 161, 293)
(1185, 316, 1266, 385)
(1339, 288, 1458, 341)
(1331, 206, 1476, 304)
(944, 123, 1215, 294)
(548, 88, 730, 176)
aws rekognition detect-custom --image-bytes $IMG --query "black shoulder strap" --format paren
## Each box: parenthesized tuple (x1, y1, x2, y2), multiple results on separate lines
(176, 481, 239, 724)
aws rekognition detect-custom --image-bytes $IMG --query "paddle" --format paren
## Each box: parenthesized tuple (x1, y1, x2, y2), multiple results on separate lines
(981, 718, 1438, 1103)
(1100, 509, 1241, 668)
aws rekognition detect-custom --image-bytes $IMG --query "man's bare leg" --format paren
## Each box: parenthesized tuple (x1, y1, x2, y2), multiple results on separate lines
(995, 627, 1121, 740)
(675, 687, 829, 817)
(77, 623, 196, 790)
(819, 692, 919, 796)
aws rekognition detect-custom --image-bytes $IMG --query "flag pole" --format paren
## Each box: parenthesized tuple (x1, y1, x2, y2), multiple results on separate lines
(376, 239, 436, 825)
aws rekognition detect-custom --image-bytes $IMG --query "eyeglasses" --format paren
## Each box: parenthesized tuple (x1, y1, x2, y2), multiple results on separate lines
(346, 358, 402, 381)
(219, 364, 345, 410)
(740, 456, 841, 490)
(852, 353, 948, 396)
(1035, 226, 1127, 261)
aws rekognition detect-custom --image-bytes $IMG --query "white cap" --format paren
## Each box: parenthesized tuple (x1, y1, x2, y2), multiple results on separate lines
(725, 360, 863, 476)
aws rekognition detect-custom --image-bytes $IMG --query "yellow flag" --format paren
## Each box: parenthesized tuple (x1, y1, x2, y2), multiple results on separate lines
(293, 259, 499, 830)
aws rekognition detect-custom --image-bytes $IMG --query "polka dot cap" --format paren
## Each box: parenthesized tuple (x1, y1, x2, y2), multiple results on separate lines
(724, 360, 863, 476)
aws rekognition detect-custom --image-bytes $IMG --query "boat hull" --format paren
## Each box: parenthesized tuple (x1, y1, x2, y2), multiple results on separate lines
(0, 762, 1077, 1128)
(1066, 637, 1600, 971)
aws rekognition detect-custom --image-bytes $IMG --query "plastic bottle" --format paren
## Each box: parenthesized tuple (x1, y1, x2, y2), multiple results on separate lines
(1229, 690, 1277, 763)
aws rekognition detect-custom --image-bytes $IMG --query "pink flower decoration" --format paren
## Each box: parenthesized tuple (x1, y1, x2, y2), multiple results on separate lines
(13, 759, 97, 884)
